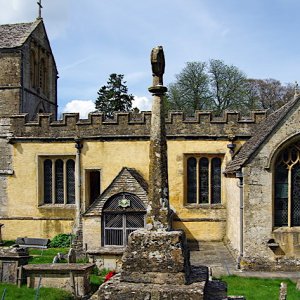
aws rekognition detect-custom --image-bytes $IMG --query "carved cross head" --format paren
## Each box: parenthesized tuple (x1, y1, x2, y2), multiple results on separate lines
(151, 46, 165, 86)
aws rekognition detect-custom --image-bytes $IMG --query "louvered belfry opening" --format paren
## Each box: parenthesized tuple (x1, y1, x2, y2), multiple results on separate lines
(103, 193, 146, 246)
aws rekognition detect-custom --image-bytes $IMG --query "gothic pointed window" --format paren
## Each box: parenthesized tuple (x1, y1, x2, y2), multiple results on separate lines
(186, 155, 223, 205)
(103, 193, 146, 246)
(274, 143, 300, 227)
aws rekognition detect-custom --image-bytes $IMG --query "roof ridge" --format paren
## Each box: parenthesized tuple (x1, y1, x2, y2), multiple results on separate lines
(225, 95, 300, 174)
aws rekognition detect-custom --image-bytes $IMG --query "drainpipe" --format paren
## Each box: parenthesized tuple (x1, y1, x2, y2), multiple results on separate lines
(236, 169, 244, 269)
(74, 138, 83, 230)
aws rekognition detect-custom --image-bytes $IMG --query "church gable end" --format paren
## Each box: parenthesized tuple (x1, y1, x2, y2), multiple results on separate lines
(84, 167, 148, 216)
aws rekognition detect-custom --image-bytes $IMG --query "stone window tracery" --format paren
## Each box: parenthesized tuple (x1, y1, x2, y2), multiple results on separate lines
(275, 142, 300, 227)
(102, 193, 146, 247)
(186, 155, 222, 205)
(42, 157, 75, 205)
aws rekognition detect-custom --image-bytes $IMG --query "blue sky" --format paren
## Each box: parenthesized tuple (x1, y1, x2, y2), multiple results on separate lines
(1, 0, 300, 117)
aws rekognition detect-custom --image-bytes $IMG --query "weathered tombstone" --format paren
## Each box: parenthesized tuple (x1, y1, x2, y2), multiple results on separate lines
(96, 47, 216, 299)
(68, 248, 76, 263)
(0, 247, 31, 284)
(279, 282, 287, 300)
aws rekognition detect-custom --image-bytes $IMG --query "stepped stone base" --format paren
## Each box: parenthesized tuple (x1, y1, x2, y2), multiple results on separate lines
(121, 229, 190, 285)
(98, 274, 206, 300)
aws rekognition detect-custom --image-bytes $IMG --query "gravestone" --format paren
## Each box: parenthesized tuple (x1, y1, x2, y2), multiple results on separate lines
(0, 247, 31, 284)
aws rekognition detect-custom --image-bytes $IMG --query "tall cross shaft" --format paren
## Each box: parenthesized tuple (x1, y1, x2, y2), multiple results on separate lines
(146, 46, 170, 230)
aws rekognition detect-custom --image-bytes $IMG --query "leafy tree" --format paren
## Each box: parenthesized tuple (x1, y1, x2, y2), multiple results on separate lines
(167, 60, 295, 115)
(244, 79, 294, 112)
(208, 59, 247, 115)
(167, 62, 211, 115)
(95, 73, 134, 117)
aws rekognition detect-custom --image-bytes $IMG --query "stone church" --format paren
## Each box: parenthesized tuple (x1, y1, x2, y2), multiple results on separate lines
(1, 18, 300, 271)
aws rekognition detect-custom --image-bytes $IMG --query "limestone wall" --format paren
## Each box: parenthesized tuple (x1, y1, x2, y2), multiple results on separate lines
(242, 103, 300, 267)
(0, 118, 13, 217)
(0, 53, 21, 116)
(3, 137, 237, 242)
(9, 110, 266, 139)
(225, 176, 241, 257)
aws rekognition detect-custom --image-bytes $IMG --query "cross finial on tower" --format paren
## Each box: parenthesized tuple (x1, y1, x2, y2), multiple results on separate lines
(295, 81, 299, 98)
(37, 0, 43, 19)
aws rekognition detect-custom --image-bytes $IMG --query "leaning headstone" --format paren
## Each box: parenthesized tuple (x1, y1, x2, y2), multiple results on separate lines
(68, 248, 76, 263)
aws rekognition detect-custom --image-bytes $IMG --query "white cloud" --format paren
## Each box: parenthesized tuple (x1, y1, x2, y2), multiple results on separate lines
(62, 100, 95, 119)
(133, 96, 152, 111)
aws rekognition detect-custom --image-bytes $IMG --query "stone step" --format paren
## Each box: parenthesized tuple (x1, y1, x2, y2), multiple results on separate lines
(204, 280, 227, 300)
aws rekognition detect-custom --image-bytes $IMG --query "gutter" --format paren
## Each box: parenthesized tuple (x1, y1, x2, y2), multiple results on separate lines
(236, 169, 244, 269)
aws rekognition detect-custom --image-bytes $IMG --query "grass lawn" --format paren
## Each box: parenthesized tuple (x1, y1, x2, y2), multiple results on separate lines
(221, 275, 300, 300)
(0, 283, 73, 300)
(28, 248, 69, 264)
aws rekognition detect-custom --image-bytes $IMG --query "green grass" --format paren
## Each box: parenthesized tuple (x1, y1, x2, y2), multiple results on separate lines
(89, 268, 111, 289)
(28, 248, 69, 264)
(0, 283, 73, 300)
(221, 275, 300, 300)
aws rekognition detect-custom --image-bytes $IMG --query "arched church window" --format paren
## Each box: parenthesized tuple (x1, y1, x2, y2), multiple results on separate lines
(39, 58, 48, 94)
(274, 143, 300, 227)
(186, 155, 223, 205)
(103, 193, 146, 246)
(30, 50, 37, 88)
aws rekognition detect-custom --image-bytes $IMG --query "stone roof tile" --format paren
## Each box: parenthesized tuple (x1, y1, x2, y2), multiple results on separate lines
(0, 21, 38, 49)
(225, 95, 300, 174)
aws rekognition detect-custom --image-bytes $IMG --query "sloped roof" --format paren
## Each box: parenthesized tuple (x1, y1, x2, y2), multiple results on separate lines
(0, 20, 39, 49)
(225, 95, 300, 174)
(84, 167, 148, 216)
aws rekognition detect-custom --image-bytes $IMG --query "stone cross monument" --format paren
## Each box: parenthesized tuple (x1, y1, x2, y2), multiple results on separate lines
(147, 46, 170, 230)
(97, 46, 217, 299)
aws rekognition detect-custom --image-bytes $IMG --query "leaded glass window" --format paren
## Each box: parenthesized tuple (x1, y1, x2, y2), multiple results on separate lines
(186, 155, 222, 204)
(211, 158, 221, 204)
(274, 143, 300, 227)
(103, 193, 146, 247)
(66, 160, 75, 204)
(187, 157, 197, 203)
(44, 159, 52, 204)
(55, 160, 64, 204)
(199, 158, 209, 203)
(41, 157, 75, 205)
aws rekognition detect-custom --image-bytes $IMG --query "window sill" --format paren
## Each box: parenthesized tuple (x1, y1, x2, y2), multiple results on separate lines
(87, 247, 126, 255)
(273, 227, 300, 233)
(38, 204, 76, 209)
(184, 203, 225, 209)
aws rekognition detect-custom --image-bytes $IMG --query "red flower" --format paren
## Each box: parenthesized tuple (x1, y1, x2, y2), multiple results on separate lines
(104, 271, 116, 282)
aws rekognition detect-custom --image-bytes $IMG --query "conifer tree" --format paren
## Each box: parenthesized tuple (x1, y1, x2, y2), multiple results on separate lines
(95, 73, 134, 117)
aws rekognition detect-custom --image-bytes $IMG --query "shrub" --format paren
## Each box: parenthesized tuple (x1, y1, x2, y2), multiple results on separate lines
(50, 234, 74, 248)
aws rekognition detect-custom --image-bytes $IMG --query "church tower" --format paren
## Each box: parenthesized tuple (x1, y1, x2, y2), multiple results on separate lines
(0, 19, 58, 120)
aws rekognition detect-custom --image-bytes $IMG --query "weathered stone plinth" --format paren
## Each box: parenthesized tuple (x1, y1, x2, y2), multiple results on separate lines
(120, 229, 190, 285)
(98, 274, 206, 300)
